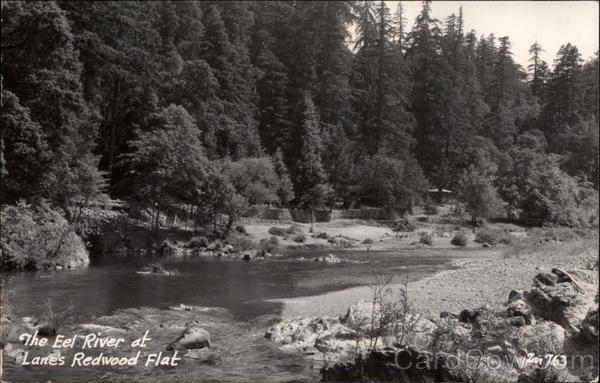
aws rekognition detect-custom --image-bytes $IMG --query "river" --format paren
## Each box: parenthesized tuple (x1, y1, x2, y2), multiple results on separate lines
(3, 248, 463, 382)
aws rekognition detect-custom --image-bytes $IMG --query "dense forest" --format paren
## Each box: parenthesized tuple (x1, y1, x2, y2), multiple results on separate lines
(1, 1, 598, 234)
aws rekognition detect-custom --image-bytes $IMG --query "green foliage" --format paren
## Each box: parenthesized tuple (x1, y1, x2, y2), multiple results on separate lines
(272, 148, 295, 205)
(458, 152, 504, 224)
(0, 202, 88, 270)
(227, 236, 255, 252)
(38, 300, 75, 337)
(391, 219, 417, 233)
(354, 154, 428, 213)
(474, 227, 513, 246)
(498, 138, 593, 227)
(292, 233, 307, 243)
(268, 227, 287, 236)
(2, 1, 103, 209)
(258, 236, 281, 254)
(268, 225, 302, 238)
(188, 236, 209, 249)
(228, 157, 281, 205)
(315, 232, 329, 239)
(451, 232, 468, 247)
(295, 93, 331, 211)
(419, 232, 434, 246)
(1, 0, 597, 236)
(125, 104, 210, 231)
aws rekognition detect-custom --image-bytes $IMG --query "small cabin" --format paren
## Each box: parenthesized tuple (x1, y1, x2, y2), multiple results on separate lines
(427, 188, 453, 203)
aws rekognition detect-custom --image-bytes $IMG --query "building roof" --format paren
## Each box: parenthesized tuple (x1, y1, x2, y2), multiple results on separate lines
(427, 188, 452, 193)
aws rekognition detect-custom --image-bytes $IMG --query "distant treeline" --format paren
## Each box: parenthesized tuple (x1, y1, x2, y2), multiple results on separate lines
(1, 1, 598, 229)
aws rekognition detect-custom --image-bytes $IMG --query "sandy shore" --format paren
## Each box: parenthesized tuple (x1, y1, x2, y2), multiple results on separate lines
(270, 239, 599, 319)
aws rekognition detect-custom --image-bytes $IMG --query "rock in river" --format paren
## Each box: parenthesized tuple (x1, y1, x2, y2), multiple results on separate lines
(167, 323, 211, 351)
(313, 254, 343, 264)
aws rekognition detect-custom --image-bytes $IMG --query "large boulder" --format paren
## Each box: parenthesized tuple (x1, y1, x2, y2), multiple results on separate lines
(167, 323, 210, 351)
(313, 254, 343, 264)
(265, 317, 337, 347)
(506, 299, 536, 326)
(514, 321, 566, 354)
(341, 299, 379, 331)
(523, 268, 597, 335)
(265, 317, 364, 362)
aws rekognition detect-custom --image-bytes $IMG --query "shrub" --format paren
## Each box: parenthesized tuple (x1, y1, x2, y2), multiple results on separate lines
(292, 233, 307, 243)
(315, 232, 329, 239)
(392, 219, 416, 232)
(286, 224, 302, 235)
(268, 226, 287, 236)
(419, 232, 433, 246)
(336, 238, 353, 248)
(451, 232, 468, 247)
(144, 263, 166, 273)
(188, 236, 209, 248)
(235, 225, 247, 234)
(259, 236, 281, 254)
(268, 225, 302, 237)
(363, 238, 374, 245)
(474, 227, 512, 246)
(226, 236, 255, 251)
(38, 299, 75, 337)
(0, 202, 89, 270)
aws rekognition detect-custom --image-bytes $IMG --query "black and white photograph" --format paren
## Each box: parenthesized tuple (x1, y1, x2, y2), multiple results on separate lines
(0, 1, 598, 382)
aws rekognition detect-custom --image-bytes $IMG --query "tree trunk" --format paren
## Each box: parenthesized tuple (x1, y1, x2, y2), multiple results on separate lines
(213, 207, 218, 234)
(108, 76, 121, 179)
(310, 208, 315, 233)
(225, 214, 235, 236)
(154, 202, 161, 235)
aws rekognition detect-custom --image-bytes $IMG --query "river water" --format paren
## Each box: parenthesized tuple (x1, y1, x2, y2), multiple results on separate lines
(3, 248, 463, 382)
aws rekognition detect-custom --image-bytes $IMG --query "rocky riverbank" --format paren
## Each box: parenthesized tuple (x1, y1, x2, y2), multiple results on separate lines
(265, 264, 599, 382)
(264, 238, 599, 382)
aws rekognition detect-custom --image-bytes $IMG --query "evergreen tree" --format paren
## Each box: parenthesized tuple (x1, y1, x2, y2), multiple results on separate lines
(199, 3, 262, 159)
(272, 148, 295, 205)
(352, 0, 415, 156)
(295, 92, 331, 232)
(527, 42, 549, 99)
(2, 1, 103, 213)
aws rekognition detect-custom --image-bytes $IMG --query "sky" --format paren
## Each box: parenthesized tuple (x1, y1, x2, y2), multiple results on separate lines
(385, 1, 599, 68)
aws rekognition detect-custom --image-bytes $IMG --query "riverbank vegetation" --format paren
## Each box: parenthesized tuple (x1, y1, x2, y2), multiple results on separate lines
(1, 1, 598, 270)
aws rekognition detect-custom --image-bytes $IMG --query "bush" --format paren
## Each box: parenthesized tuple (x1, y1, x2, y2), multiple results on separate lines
(0, 202, 89, 270)
(392, 219, 416, 232)
(268, 226, 287, 236)
(258, 236, 281, 254)
(528, 227, 590, 244)
(315, 232, 329, 239)
(419, 232, 433, 246)
(38, 299, 75, 337)
(451, 232, 468, 247)
(188, 236, 209, 248)
(268, 225, 302, 237)
(292, 233, 306, 243)
(226, 236, 255, 251)
(474, 227, 512, 246)
(235, 225, 247, 234)
(363, 238, 374, 245)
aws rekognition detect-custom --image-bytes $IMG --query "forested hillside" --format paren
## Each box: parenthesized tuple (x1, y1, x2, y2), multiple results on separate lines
(2, 1, 598, 230)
